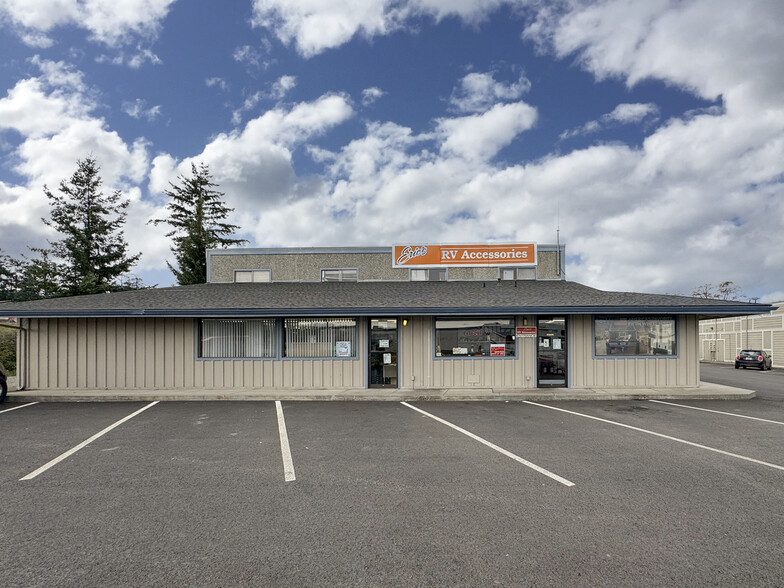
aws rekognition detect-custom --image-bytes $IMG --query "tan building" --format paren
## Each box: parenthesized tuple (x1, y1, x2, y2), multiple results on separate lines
(2, 244, 774, 395)
(699, 302, 784, 368)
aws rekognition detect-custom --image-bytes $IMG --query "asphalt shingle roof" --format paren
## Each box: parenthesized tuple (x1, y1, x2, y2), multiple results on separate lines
(0, 280, 773, 318)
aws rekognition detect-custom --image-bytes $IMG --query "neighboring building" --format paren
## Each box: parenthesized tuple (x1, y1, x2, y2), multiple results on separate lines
(2, 243, 775, 395)
(699, 302, 784, 368)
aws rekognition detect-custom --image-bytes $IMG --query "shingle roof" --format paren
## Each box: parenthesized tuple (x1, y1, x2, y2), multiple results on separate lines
(0, 280, 773, 318)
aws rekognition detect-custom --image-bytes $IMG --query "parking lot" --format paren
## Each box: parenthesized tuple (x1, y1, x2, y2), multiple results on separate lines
(2, 363, 783, 587)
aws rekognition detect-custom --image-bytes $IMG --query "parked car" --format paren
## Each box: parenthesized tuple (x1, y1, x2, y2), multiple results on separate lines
(735, 350, 773, 370)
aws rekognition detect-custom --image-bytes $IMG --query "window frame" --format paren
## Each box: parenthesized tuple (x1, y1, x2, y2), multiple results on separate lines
(410, 268, 447, 281)
(282, 317, 359, 359)
(197, 318, 279, 359)
(233, 269, 272, 283)
(592, 315, 679, 359)
(433, 316, 517, 359)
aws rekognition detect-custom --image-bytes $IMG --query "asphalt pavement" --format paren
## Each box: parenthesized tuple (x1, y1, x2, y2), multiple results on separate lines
(1, 362, 782, 587)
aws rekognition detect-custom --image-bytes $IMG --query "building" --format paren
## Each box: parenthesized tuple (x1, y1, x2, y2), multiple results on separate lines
(699, 302, 784, 368)
(1, 244, 774, 395)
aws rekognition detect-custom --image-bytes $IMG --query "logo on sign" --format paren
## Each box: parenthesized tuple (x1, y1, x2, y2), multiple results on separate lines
(396, 245, 427, 265)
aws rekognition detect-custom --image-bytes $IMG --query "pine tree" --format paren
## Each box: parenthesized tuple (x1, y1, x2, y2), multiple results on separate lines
(150, 162, 247, 284)
(42, 157, 141, 296)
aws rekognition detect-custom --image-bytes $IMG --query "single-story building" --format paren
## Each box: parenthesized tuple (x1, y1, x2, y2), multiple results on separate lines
(1, 244, 775, 394)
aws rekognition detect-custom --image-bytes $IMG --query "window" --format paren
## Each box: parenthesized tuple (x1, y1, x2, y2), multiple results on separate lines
(435, 317, 516, 357)
(411, 268, 447, 281)
(594, 316, 677, 357)
(284, 318, 358, 358)
(500, 267, 536, 280)
(321, 269, 358, 282)
(200, 319, 276, 358)
(234, 269, 271, 283)
(501, 269, 516, 280)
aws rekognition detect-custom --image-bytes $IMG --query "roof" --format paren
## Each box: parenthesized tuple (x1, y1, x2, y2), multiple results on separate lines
(0, 280, 774, 319)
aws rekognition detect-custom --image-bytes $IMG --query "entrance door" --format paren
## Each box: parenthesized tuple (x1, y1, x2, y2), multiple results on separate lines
(369, 318, 398, 388)
(538, 316, 567, 387)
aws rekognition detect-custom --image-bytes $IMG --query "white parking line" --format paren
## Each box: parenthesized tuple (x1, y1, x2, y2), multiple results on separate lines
(524, 401, 784, 473)
(649, 400, 784, 425)
(401, 402, 574, 487)
(275, 401, 296, 482)
(1, 402, 38, 414)
(20, 401, 159, 481)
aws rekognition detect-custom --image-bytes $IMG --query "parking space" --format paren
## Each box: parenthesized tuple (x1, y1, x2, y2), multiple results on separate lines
(2, 369, 784, 586)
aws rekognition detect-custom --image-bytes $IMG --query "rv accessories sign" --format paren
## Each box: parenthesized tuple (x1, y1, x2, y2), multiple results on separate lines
(393, 244, 537, 268)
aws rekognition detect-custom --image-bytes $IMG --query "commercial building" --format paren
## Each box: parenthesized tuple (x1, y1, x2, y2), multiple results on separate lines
(2, 244, 774, 395)
(699, 303, 784, 368)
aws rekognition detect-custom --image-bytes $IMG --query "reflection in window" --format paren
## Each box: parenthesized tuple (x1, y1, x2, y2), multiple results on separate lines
(411, 268, 447, 281)
(234, 269, 271, 282)
(200, 319, 276, 358)
(594, 316, 677, 357)
(284, 318, 358, 358)
(321, 269, 358, 282)
(435, 317, 515, 357)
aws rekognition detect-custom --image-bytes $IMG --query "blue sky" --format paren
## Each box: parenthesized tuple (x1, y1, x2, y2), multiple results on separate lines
(0, 0, 782, 301)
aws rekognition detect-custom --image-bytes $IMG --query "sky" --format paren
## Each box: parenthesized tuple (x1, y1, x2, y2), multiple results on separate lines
(0, 0, 782, 302)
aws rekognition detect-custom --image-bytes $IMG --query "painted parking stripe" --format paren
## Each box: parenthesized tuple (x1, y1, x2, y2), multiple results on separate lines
(524, 401, 784, 473)
(1, 402, 38, 414)
(650, 399, 784, 425)
(275, 401, 296, 482)
(401, 402, 574, 487)
(20, 402, 159, 481)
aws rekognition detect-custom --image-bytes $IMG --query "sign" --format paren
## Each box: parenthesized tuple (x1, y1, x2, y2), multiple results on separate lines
(393, 243, 536, 268)
(516, 327, 537, 337)
(336, 341, 351, 357)
(379, 339, 389, 348)
(490, 344, 506, 357)
(383, 353, 392, 364)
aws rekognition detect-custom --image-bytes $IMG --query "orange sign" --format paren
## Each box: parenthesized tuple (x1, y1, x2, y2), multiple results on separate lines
(393, 243, 536, 268)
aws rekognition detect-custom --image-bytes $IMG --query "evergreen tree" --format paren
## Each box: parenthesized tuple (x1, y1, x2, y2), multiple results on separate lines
(0, 250, 63, 301)
(42, 157, 141, 295)
(150, 162, 247, 284)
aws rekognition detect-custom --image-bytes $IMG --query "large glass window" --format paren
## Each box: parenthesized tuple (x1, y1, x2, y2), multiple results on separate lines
(284, 318, 358, 358)
(435, 317, 516, 357)
(594, 316, 677, 357)
(200, 319, 276, 358)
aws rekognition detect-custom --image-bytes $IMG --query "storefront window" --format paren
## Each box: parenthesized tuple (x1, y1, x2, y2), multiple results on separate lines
(284, 318, 358, 358)
(435, 317, 516, 357)
(594, 316, 677, 357)
(200, 319, 276, 358)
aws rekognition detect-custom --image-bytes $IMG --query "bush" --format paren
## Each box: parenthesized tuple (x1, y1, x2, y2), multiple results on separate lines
(0, 325, 16, 376)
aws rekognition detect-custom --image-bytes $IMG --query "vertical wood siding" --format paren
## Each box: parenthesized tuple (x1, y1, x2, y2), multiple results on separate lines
(23, 318, 364, 390)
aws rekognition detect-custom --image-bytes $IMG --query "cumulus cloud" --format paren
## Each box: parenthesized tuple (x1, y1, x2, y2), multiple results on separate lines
(361, 87, 385, 106)
(0, 0, 177, 47)
(122, 98, 161, 121)
(205, 77, 229, 91)
(449, 71, 531, 113)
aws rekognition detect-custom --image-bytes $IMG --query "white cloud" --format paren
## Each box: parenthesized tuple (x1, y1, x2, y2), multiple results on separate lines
(449, 71, 531, 113)
(122, 98, 161, 121)
(205, 77, 229, 91)
(361, 87, 385, 106)
(0, 0, 177, 47)
(437, 102, 537, 161)
(271, 75, 297, 99)
(561, 102, 659, 139)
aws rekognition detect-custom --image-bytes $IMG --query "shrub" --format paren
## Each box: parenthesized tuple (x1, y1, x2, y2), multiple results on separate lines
(0, 325, 16, 376)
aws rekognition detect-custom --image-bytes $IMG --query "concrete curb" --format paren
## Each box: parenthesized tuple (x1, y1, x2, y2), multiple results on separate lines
(5, 382, 755, 403)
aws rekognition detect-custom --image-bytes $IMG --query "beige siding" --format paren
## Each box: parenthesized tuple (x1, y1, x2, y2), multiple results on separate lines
(570, 315, 698, 388)
(398, 315, 537, 389)
(22, 317, 364, 390)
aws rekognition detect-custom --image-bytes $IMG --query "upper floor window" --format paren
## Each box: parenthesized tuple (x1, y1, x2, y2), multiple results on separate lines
(500, 267, 536, 280)
(321, 269, 358, 282)
(410, 268, 447, 281)
(234, 269, 271, 283)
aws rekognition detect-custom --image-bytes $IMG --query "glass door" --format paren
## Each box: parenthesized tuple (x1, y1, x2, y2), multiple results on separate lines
(538, 316, 567, 387)
(369, 318, 398, 388)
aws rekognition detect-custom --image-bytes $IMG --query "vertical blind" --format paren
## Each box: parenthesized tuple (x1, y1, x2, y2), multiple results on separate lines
(284, 318, 358, 358)
(200, 319, 276, 358)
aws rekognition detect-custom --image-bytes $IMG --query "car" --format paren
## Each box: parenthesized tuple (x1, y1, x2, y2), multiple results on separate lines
(735, 349, 773, 370)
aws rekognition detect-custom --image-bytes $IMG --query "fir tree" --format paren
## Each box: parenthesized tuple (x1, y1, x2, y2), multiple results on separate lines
(150, 162, 247, 284)
(42, 157, 141, 296)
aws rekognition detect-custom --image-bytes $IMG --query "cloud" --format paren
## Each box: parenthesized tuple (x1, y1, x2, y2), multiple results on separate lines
(560, 102, 659, 139)
(122, 98, 162, 121)
(205, 77, 229, 91)
(0, 0, 177, 47)
(271, 75, 297, 99)
(449, 71, 531, 113)
(250, 0, 504, 57)
(361, 87, 385, 106)
(230, 76, 298, 125)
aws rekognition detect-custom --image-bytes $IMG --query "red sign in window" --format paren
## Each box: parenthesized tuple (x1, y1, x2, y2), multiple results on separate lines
(516, 327, 537, 337)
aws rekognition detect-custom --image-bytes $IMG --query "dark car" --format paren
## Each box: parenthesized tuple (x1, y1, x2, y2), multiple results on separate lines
(735, 349, 773, 370)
